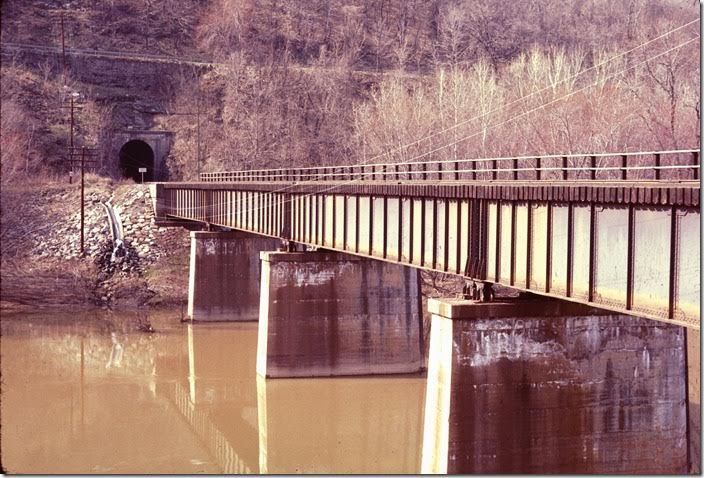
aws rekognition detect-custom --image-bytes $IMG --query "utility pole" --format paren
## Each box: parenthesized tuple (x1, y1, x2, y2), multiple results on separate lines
(70, 95, 75, 183)
(60, 11, 67, 76)
(196, 94, 201, 178)
(68, 146, 97, 256)
(80, 147, 85, 255)
(62, 91, 83, 183)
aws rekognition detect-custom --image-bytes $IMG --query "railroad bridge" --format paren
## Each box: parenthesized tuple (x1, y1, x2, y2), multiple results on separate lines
(152, 149, 700, 474)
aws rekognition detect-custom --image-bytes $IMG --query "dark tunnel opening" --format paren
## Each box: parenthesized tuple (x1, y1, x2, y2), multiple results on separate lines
(119, 140, 154, 182)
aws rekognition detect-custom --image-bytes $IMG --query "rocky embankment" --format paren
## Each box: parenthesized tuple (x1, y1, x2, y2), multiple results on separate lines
(1, 177, 191, 310)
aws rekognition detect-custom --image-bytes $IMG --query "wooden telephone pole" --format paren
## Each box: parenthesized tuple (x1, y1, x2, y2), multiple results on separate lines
(68, 146, 97, 255)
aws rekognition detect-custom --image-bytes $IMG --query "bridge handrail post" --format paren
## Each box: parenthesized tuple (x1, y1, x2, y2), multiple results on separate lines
(394, 164, 400, 181)
(382, 164, 388, 181)
(621, 154, 628, 180)
(454, 160, 459, 180)
(422, 162, 427, 180)
(693, 151, 700, 180)
(536, 157, 542, 180)
(492, 159, 497, 180)
(512, 157, 518, 180)
(654, 153, 661, 180)
(562, 156, 568, 180)
(590, 155, 596, 180)
(471, 158, 476, 180)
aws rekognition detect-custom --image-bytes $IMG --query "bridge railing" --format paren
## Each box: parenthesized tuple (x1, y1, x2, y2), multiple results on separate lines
(200, 149, 699, 183)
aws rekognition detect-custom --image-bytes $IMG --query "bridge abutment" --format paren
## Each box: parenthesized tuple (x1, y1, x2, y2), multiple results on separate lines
(256, 251, 423, 378)
(421, 297, 688, 474)
(187, 231, 279, 321)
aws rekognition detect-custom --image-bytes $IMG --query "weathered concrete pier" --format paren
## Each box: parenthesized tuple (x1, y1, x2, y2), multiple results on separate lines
(187, 231, 279, 321)
(256, 251, 423, 378)
(421, 297, 688, 474)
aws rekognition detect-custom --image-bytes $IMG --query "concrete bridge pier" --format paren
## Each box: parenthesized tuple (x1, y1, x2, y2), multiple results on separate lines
(188, 231, 280, 321)
(256, 251, 423, 378)
(421, 297, 688, 474)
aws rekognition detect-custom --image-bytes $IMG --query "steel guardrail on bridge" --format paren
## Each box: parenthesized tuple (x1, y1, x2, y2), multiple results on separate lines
(200, 149, 700, 183)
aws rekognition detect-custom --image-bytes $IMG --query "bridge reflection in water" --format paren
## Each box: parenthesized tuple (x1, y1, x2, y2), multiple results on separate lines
(257, 375, 424, 474)
(169, 322, 425, 474)
(1, 310, 428, 474)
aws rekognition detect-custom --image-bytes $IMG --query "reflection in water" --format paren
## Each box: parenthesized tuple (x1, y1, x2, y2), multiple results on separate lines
(1, 309, 426, 474)
(257, 375, 424, 474)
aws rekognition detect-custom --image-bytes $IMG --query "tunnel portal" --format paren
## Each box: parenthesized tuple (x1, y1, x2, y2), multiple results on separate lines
(119, 140, 154, 182)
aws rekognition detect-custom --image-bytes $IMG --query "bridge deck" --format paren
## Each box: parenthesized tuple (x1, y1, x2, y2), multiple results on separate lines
(155, 178, 700, 329)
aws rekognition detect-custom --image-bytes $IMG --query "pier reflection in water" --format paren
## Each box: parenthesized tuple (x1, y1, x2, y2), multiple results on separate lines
(1, 309, 426, 474)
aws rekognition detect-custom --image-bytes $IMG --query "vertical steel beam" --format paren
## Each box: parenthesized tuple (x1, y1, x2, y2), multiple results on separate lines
(443, 199, 450, 272)
(626, 205, 635, 309)
(566, 204, 575, 297)
(368, 195, 374, 255)
(432, 199, 438, 268)
(562, 156, 568, 180)
(283, 193, 292, 240)
(510, 203, 516, 285)
(420, 200, 426, 266)
(397, 196, 403, 262)
(668, 207, 678, 320)
(536, 157, 542, 180)
(456, 199, 462, 274)
(307, 196, 312, 243)
(587, 204, 596, 302)
(590, 155, 596, 180)
(332, 193, 337, 249)
(343, 194, 348, 251)
(409, 198, 415, 264)
(495, 202, 501, 281)
(382, 196, 388, 259)
(355, 195, 360, 253)
(526, 201, 533, 288)
(545, 202, 553, 292)
(655, 153, 662, 180)
(321, 194, 326, 246)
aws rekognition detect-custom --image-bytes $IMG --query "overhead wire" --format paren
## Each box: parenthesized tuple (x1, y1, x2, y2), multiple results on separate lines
(166, 31, 701, 218)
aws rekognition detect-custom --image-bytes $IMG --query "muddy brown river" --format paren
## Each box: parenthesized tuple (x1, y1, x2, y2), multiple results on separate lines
(0, 309, 425, 474)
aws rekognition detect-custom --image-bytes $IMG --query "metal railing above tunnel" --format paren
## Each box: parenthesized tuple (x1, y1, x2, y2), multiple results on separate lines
(200, 149, 700, 183)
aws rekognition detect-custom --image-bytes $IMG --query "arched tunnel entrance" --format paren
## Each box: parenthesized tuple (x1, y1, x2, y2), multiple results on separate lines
(119, 140, 154, 182)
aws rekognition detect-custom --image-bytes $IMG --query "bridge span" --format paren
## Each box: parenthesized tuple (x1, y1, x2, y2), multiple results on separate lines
(151, 149, 700, 473)
(154, 149, 700, 329)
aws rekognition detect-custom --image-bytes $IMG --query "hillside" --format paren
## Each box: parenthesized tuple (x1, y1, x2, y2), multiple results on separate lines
(2, 0, 699, 183)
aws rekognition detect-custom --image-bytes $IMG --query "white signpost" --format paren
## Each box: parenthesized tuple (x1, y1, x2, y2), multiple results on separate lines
(138, 167, 147, 183)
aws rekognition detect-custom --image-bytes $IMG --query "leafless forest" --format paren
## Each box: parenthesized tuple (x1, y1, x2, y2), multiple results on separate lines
(1, 0, 700, 182)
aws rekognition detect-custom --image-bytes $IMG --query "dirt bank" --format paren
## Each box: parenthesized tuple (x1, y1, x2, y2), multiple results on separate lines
(1, 175, 191, 310)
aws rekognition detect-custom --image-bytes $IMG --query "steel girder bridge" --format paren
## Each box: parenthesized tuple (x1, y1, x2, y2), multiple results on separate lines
(153, 149, 701, 329)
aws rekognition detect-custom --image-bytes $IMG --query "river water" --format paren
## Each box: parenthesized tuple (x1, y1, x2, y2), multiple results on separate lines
(1, 309, 426, 474)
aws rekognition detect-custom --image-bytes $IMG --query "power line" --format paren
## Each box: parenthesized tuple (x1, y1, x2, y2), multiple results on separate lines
(192, 31, 700, 218)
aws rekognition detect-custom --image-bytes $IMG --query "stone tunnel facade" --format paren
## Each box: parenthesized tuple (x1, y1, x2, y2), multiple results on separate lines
(113, 130, 173, 182)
